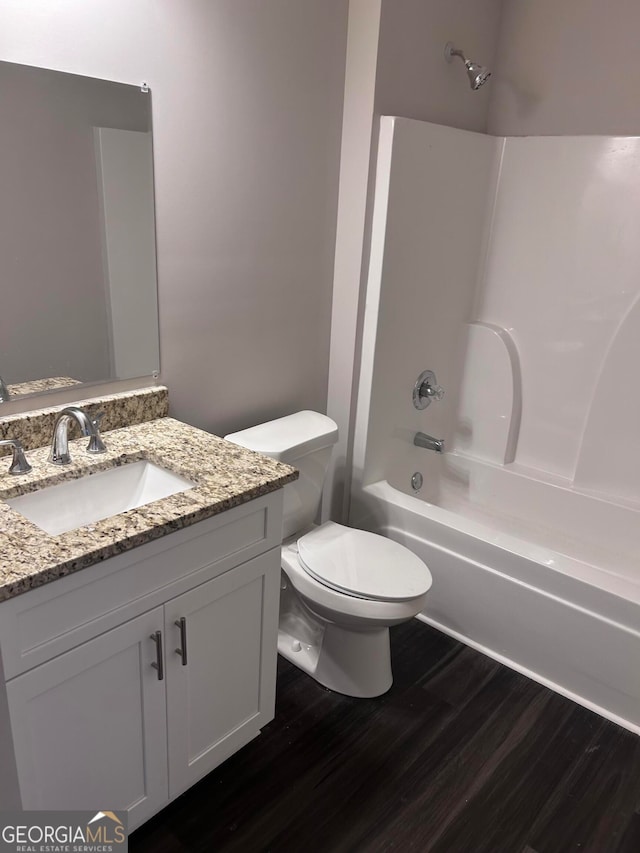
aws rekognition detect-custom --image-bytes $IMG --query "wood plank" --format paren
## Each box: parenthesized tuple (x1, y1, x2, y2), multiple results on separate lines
(130, 620, 640, 853)
(525, 717, 640, 853)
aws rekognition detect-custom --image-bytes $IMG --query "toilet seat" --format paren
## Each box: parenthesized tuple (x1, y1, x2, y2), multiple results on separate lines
(297, 522, 431, 602)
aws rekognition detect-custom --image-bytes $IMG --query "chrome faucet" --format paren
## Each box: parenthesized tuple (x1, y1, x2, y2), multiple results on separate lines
(414, 432, 445, 453)
(0, 439, 32, 474)
(49, 406, 107, 465)
(0, 376, 10, 403)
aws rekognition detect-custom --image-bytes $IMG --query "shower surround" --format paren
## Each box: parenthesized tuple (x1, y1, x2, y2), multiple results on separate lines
(352, 117, 640, 732)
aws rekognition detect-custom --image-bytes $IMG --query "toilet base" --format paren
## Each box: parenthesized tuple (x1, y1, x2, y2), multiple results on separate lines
(278, 621, 393, 698)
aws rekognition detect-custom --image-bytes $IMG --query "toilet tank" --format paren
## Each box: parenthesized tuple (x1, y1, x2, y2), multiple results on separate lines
(225, 411, 338, 539)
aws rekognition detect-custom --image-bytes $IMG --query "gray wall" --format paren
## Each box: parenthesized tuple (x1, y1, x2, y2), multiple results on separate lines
(0, 0, 348, 434)
(376, 0, 503, 132)
(488, 0, 640, 136)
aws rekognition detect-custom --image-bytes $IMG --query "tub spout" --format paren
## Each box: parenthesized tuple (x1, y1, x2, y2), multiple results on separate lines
(414, 432, 445, 453)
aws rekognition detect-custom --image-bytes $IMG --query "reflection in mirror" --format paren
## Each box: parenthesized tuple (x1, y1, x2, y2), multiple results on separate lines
(0, 62, 160, 403)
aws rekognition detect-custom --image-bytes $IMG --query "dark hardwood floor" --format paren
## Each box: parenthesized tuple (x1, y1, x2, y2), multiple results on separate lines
(130, 620, 640, 853)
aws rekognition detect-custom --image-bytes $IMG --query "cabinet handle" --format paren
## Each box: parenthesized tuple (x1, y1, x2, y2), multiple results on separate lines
(174, 617, 188, 666)
(150, 631, 164, 680)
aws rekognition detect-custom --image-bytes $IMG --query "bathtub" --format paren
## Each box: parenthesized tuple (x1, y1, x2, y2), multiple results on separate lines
(353, 458, 640, 734)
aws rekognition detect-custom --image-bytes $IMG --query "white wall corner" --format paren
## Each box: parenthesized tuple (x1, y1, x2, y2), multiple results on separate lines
(323, 0, 383, 523)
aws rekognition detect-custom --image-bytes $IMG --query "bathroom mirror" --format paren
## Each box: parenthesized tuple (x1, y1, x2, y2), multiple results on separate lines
(0, 61, 160, 403)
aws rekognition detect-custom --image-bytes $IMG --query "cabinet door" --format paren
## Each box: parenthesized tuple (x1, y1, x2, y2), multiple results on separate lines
(165, 548, 280, 798)
(6, 607, 168, 830)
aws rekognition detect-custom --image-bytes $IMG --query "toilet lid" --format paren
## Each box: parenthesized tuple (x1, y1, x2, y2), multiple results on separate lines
(297, 522, 432, 601)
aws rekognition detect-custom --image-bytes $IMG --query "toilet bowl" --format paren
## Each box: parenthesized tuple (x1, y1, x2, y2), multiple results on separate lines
(225, 411, 432, 698)
(279, 522, 431, 697)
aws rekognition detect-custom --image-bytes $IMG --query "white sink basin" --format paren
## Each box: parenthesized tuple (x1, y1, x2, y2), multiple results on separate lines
(6, 461, 195, 536)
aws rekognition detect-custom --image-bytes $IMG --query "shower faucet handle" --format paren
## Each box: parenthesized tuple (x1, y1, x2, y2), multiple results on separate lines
(413, 370, 445, 410)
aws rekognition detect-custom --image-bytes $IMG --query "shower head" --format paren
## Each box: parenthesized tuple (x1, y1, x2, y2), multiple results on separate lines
(444, 41, 491, 91)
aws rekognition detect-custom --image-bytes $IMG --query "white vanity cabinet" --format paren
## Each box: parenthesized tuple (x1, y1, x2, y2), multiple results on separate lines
(5, 606, 169, 827)
(0, 491, 283, 831)
(164, 554, 277, 799)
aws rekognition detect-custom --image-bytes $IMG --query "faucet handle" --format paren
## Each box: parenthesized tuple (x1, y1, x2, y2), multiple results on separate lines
(87, 411, 107, 454)
(91, 411, 106, 431)
(413, 370, 445, 410)
(0, 439, 32, 475)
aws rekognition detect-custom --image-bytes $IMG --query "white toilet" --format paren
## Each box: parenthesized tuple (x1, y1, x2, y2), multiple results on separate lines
(225, 411, 432, 698)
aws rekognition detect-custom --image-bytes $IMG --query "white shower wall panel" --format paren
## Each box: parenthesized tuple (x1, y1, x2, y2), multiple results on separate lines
(354, 117, 500, 489)
(478, 135, 640, 479)
(356, 119, 640, 507)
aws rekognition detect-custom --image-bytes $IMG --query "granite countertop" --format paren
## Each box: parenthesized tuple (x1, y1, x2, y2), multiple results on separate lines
(0, 417, 297, 602)
(7, 376, 82, 397)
